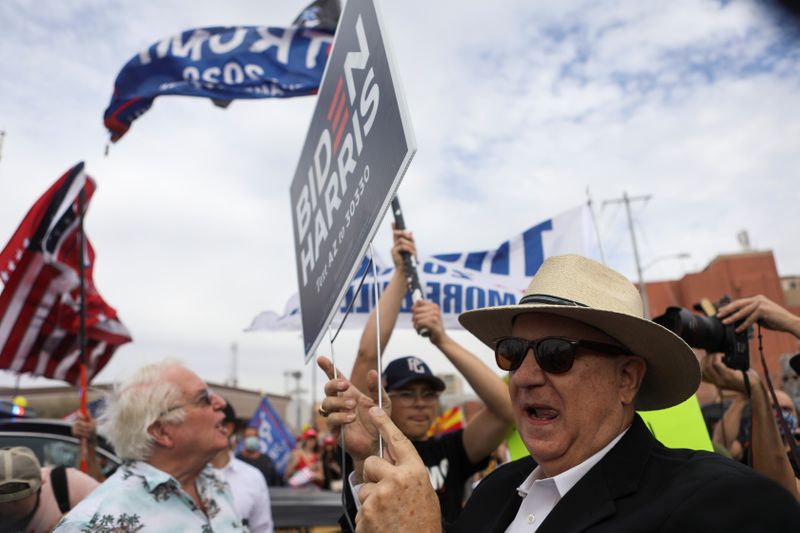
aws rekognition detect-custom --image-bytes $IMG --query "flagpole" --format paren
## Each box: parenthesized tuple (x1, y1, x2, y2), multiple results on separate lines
(78, 182, 89, 473)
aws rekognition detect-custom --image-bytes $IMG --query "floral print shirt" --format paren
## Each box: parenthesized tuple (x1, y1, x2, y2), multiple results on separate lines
(54, 461, 247, 532)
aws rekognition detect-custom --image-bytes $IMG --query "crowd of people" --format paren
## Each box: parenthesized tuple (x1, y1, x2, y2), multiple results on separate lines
(2, 231, 800, 531)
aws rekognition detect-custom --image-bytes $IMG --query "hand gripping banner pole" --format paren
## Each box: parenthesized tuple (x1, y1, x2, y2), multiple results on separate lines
(390, 196, 429, 337)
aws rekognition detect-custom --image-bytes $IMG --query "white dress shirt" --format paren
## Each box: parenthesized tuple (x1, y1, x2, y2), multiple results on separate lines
(213, 453, 275, 533)
(505, 428, 629, 533)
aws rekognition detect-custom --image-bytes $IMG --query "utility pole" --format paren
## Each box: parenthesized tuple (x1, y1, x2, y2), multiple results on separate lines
(586, 188, 607, 264)
(229, 343, 238, 387)
(284, 370, 305, 431)
(0, 131, 5, 163)
(292, 370, 303, 431)
(603, 192, 652, 318)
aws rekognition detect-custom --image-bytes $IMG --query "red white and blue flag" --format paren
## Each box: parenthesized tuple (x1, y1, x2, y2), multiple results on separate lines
(0, 163, 131, 384)
(104, 0, 340, 142)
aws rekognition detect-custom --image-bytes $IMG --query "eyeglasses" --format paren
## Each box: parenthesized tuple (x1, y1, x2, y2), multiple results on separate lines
(388, 390, 441, 405)
(160, 387, 215, 417)
(493, 336, 630, 373)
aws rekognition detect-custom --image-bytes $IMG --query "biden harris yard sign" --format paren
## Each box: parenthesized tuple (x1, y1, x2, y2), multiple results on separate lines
(290, 0, 416, 362)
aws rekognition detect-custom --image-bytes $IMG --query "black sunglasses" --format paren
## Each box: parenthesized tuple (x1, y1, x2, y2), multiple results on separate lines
(493, 336, 630, 373)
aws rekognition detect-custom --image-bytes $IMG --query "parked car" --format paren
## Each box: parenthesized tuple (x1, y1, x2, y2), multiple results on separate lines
(0, 417, 120, 478)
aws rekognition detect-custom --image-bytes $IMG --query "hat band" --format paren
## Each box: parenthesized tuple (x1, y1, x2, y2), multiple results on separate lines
(518, 294, 588, 307)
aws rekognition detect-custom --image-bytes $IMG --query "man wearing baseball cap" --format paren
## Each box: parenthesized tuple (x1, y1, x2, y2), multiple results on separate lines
(321, 229, 514, 526)
(322, 254, 800, 531)
(0, 446, 98, 532)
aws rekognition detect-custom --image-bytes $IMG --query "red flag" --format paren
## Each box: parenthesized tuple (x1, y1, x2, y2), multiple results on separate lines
(0, 163, 131, 384)
(426, 406, 465, 438)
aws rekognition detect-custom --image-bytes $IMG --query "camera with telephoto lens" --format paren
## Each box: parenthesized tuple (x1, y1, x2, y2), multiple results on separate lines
(653, 296, 750, 371)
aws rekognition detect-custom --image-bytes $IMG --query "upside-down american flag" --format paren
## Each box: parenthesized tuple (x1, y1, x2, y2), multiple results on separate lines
(0, 163, 131, 384)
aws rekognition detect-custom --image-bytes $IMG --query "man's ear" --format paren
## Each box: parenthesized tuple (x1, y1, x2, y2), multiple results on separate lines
(148, 420, 175, 449)
(618, 356, 646, 406)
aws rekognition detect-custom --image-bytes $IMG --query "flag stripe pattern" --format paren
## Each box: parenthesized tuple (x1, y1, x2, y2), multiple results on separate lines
(0, 163, 131, 384)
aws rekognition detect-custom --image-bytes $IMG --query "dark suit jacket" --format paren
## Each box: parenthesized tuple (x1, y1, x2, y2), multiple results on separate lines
(451, 415, 800, 532)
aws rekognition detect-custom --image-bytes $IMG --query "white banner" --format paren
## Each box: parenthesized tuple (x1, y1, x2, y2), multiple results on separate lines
(248, 204, 600, 333)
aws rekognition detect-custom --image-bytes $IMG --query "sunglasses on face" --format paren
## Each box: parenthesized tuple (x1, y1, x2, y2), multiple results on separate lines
(493, 336, 630, 373)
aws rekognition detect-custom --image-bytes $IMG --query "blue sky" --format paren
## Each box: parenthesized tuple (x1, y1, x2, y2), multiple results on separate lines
(1, 0, 799, 402)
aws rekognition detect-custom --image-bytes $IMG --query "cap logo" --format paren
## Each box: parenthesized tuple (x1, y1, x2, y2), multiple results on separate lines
(407, 357, 425, 374)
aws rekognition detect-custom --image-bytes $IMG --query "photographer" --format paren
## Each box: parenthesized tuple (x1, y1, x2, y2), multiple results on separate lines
(702, 353, 800, 500)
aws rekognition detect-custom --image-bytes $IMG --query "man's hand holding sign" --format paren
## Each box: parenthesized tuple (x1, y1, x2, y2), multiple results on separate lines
(318, 355, 441, 532)
(318, 356, 390, 480)
(358, 407, 442, 533)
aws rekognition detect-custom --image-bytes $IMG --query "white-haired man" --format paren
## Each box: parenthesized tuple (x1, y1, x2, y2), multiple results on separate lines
(321, 254, 800, 532)
(55, 361, 246, 532)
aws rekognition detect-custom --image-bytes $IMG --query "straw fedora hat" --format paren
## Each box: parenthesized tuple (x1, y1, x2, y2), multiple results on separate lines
(459, 254, 700, 411)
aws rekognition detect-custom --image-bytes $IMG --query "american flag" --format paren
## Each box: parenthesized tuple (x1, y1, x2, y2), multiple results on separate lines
(0, 163, 131, 384)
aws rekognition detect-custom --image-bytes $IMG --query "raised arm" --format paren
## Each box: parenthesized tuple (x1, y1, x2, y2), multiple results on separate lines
(71, 413, 105, 482)
(412, 299, 513, 464)
(350, 228, 416, 392)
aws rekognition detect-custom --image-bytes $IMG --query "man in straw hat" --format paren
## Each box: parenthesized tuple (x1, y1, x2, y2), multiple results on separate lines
(319, 254, 800, 531)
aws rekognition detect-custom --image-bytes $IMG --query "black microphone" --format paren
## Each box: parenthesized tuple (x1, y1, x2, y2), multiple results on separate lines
(391, 196, 430, 337)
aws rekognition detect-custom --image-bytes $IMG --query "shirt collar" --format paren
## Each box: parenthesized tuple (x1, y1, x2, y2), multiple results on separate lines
(516, 426, 630, 499)
(213, 452, 238, 475)
(126, 460, 218, 494)
(124, 460, 180, 492)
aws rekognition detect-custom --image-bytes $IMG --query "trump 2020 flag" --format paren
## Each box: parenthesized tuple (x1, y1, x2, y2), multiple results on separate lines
(104, 0, 340, 142)
(0, 163, 132, 384)
(247, 204, 601, 333)
(243, 396, 297, 477)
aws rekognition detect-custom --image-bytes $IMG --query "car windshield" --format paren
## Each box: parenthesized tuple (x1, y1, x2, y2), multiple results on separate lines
(0, 433, 119, 477)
